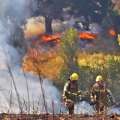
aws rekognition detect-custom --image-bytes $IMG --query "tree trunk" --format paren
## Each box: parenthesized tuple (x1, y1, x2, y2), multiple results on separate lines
(45, 16, 53, 34)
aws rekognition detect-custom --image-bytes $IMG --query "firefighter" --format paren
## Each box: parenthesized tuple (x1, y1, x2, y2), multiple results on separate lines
(62, 73, 81, 115)
(90, 75, 115, 114)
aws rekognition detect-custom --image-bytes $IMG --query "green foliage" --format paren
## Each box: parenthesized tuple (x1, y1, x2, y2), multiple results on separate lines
(106, 56, 120, 100)
(111, 10, 119, 16)
(60, 28, 78, 63)
(59, 52, 120, 101)
(77, 54, 120, 100)
(60, 28, 78, 59)
(59, 28, 79, 82)
(59, 67, 70, 83)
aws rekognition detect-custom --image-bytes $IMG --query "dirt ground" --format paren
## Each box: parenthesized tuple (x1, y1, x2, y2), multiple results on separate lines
(0, 114, 120, 120)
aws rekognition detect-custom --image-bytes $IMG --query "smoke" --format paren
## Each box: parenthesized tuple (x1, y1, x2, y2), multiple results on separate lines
(74, 101, 95, 115)
(0, 15, 65, 113)
(0, 69, 64, 113)
(0, 0, 30, 22)
(0, 0, 120, 115)
(0, 0, 64, 114)
(0, 9, 96, 114)
(0, 21, 20, 69)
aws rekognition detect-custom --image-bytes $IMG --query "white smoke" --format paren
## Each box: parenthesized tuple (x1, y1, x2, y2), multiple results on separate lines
(0, 0, 65, 114)
(0, 0, 120, 115)
(0, 17, 96, 114)
(0, 17, 66, 113)
(0, 68, 64, 113)
(0, 0, 30, 22)
(74, 101, 95, 115)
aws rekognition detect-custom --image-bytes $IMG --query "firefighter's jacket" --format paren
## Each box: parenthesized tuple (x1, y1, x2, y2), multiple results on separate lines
(90, 83, 115, 107)
(62, 81, 81, 102)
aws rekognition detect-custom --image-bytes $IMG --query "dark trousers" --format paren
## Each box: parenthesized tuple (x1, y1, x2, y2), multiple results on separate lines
(65, 100, 74, 115)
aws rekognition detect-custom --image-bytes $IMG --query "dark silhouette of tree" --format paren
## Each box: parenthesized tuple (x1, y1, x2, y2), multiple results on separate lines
(65, 0, 113, 29)
(31, 0, 114, 32)
(31, 0, 66, 34)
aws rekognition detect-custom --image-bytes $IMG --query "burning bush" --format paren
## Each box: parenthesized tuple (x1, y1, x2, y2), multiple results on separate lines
(22, 48, 64, 80)
(22, 46, 120, 100)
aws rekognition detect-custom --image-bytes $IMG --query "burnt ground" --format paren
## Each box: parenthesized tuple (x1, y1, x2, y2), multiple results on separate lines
(0, 114, 120, 120)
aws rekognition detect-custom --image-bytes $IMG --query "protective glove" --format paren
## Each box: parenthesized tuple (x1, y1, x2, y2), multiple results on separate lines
(90, 96, 96, 105)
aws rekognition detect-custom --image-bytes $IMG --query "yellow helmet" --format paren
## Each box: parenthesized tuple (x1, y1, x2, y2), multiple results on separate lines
(70, 73, 79, 81)
(96, 75, 103, 82)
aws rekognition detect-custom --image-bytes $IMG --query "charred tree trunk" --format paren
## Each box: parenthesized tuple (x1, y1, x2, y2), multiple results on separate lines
(45, 15, 53, 34)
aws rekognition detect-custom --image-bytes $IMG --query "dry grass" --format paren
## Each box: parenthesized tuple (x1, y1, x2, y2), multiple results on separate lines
(22, 48, 64, 80)
(77, 52, 120, 69)
(1, 113, 119, 120)
(23, 48, 120, 80)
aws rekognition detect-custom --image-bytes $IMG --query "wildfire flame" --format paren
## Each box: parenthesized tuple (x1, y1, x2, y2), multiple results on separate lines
(23, 32, 97, 79)
(23, 48, 64, 79)
(40, 33, 61, 43)
(39, 32, 97, 43)
(108, 28, 117, 37)
(23, 19, 98, 79)
(79, 32, 97, 40)
(24, 18, 97, 43)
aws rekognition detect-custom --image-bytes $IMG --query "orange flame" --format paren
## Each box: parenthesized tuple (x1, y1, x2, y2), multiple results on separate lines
(108, 28, 117, 37)
(23, 47, 64, 79)
(40, 32, 97, 43)
(79, 32, 97, 40)
(40, 33, 61, 43)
